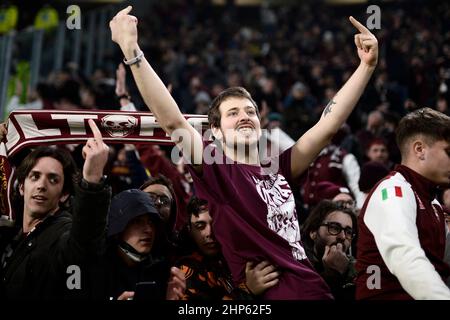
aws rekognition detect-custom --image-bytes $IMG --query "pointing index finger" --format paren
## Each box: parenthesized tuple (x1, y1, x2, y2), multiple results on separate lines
(88, 119, 103, 141)
(349, 16, 371, 34)
(117, 5, 132, 16)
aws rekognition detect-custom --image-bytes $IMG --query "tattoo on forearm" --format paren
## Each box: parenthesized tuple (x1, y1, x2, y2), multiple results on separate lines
(323, 99, 336, 117)
(133, 49, 141, 68)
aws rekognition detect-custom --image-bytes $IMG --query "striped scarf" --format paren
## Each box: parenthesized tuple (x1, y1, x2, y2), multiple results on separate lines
(0, 109, 208, 221)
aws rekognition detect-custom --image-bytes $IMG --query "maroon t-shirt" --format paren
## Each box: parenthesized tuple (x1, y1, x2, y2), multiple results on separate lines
(187, 144, 332, 299)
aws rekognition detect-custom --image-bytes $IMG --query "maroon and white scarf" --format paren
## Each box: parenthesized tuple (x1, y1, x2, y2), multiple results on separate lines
(0, 110, 209, 221)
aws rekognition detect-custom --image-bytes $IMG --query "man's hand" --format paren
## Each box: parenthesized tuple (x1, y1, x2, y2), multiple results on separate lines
(166, 267, 186, 300)
(245, 261, 280, 296)
(117, 291, 134, 300)
(115, 63, 128, 97)
(82, 119, 109, 183)
(322, 243, 350, 275)
(109, 6, 138, 50)
(349, 16, 378, 67)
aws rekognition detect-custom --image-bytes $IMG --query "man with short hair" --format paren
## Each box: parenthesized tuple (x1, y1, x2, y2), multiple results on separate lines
(356, 108, 450, 299)
(176, 197, 278, 300)
(0, 120, 111, 300)
(110, 6, 378, 299)
(365, 138, 392, 169)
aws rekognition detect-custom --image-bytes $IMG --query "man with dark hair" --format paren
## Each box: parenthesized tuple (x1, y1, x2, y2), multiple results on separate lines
(302, 200, 357, 300)
(110, 6, 378, 299)
(175, 196, 279, 300)
(0, 120, 111, 300)
(356, 107, 450, 299)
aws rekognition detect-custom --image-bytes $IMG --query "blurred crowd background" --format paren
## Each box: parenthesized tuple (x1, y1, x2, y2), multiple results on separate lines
(0, 0, 449, 214)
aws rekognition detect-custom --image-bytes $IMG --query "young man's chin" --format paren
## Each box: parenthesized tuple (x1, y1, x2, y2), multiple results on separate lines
(30, 209, 52, 219)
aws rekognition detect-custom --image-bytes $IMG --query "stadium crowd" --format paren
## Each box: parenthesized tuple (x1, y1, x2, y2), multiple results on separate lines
(0, 0, 449, 300)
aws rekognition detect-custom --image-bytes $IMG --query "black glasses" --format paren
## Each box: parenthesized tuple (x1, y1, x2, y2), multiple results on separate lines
(147, 192, 171, 207)
(320, 222, 354, 240)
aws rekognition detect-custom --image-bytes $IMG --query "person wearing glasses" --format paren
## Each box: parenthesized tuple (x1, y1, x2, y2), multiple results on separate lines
(356, 108, 450, 299)
(301, 200, 358, 300)
(140, 175, 176, 227)
(139, 175, 185, 262)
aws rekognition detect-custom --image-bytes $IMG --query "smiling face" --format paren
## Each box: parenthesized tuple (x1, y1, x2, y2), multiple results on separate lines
(214, 97, 262, 149)
(20, 157, 69, 220)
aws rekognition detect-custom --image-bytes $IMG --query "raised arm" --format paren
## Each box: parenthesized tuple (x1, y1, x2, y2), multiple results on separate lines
(109, 6, 203, 166)
(291, 16, 378, 178)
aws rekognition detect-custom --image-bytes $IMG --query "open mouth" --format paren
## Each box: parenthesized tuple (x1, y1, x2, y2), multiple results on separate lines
(236, 124, 255, 134)
(32, 195, 48, 203)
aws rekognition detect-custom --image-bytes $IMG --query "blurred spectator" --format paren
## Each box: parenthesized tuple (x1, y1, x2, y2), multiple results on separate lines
(302, 137, 365, 209)
(356, 110, 384, 153)
(282, 81, 317, 140)
(108, 144, 149, 195)
(137, 145, 192, 231)
(358, 161, 390, 200)
(308, 181, 355, 210)
(194, 91, 211, 115)
(365, 138, 394, 169)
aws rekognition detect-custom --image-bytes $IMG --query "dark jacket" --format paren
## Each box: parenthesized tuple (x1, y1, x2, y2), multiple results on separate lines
(91, 243, 170, 300)
(0, 181, 111, 300)
(304, 241, 356, 300)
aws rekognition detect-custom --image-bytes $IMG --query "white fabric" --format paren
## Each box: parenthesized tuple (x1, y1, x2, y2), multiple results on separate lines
(364, 172, 450, 299)
(342, 153, 365, 209)
(6, 95, 43, 113)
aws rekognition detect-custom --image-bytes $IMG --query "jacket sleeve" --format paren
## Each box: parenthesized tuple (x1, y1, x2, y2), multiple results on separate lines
(63, 181, 111, 260)
(364, 177, 450, 299)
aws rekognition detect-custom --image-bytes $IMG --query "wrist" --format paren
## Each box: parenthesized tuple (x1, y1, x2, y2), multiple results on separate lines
(80, 175, 107, 190)
(359, 61, 377, 72)
(82, 174, 103, 184)
(120, 42, 141, 60)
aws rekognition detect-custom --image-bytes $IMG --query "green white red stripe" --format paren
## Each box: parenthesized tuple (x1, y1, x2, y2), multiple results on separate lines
(381, 186, 403, 200)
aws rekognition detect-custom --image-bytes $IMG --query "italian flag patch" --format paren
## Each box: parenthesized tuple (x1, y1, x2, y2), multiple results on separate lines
(381, 186, 403, 200)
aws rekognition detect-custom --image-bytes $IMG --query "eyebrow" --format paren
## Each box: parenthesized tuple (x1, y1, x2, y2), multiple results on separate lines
(226, 105, 256, 112)
(326, 221, 353, 229)
(29, 170, 62, 179)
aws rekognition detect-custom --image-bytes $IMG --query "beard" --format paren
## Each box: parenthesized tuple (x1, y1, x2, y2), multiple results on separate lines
(314, 236, 348, 258)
